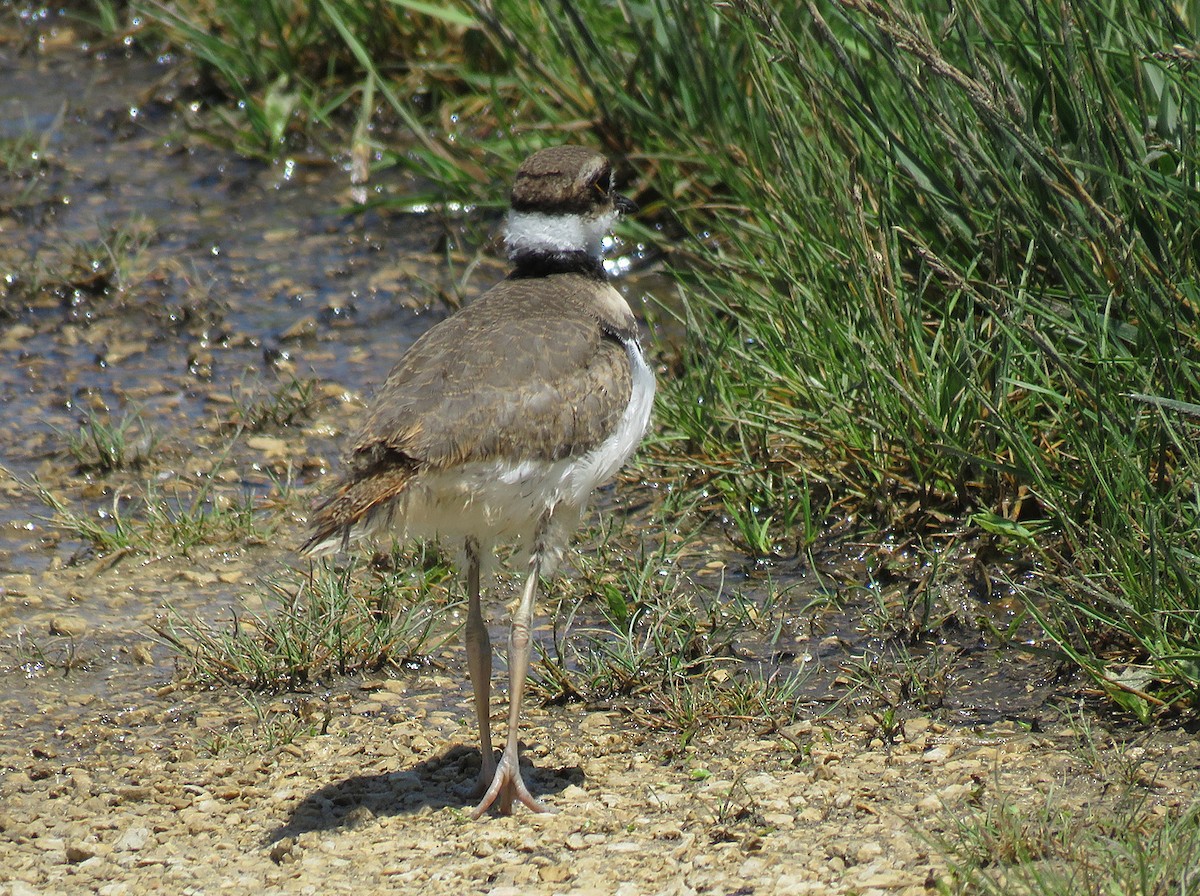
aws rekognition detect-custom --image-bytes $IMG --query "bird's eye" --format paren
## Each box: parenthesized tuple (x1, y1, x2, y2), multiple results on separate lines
(592, 170, 613, 196)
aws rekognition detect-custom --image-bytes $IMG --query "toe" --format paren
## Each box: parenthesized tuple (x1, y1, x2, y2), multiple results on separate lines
(470, 751, 551, 818)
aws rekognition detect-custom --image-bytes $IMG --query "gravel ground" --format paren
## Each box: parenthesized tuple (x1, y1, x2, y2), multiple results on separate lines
(3, 608, 1199, 896)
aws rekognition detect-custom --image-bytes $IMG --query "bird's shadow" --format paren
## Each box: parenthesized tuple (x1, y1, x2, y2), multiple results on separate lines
(265, 745, 582, 844)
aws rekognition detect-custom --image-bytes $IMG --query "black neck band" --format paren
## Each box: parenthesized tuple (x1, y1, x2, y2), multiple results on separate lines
(507, 250, 608, 281)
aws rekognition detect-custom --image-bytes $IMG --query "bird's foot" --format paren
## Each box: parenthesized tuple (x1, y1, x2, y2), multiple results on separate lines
(470, 747, 552, 818)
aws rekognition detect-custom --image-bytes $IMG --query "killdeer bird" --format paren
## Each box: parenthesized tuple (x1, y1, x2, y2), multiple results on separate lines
(301, 146, 655, 817)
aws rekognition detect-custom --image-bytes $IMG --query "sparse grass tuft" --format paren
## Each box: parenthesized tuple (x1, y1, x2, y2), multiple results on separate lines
(155, 552, 457, 689)
(932, 708, 1200, 893)
(532, 522, 809, 738)
(845, 643, 955, 716)
(32, 458, 276, 560)
(0, 126, 56, 212)
(5, 629, 85, 678)
(56, 406, 158, 474)
(4, 217, 156, 305)
(139, 477, 273, 554)
(226, 374, 320, 432)
(936, 791, 1200, 896)
(195, 695, 329, 756)
(36, 482, 141, 556)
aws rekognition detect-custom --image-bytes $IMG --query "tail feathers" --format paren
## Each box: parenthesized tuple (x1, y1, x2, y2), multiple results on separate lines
(299, 466, 415, 557)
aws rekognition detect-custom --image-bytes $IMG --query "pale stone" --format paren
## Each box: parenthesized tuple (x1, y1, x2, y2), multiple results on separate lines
(49, 614, 88, 637)
(115, 826, 151, 852)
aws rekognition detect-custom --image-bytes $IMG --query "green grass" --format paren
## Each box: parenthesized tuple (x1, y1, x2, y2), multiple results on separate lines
(932, 708, 1200, 893)
(40, 478, 274, 557)
(530, 516, 809, 740)
(936, 790, 1200, 895)
(125, 0, 481, 158)
(155, 551, 457, 689)
(0, 125, 57, 213)
(225, 374, 321, 432)
(118, 0, 1200, 715)
(55, 406, 158, 473)
(31, 453, 277, 560)
(3, 217, 156, 306)
(194, 695, 329, 757)
(5, 628, 85, 677)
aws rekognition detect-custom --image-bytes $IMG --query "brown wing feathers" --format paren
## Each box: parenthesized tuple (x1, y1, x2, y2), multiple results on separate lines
(299, 454, 417, 555)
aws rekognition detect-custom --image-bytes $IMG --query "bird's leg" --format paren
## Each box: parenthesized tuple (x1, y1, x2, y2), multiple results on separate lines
(463, 537, 495, 795)
(471, 544, 552, 818)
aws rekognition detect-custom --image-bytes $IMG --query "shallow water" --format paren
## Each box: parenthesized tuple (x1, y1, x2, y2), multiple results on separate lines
(1, 47, 473, 571)
(0, 44, 674, 716)
(0, 46, 469, 715)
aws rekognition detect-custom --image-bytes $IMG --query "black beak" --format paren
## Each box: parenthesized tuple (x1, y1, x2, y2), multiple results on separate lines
(614, 193, 638, 216)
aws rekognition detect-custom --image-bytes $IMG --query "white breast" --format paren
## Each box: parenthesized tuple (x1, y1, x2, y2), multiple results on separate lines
(564, 336, 655, 504)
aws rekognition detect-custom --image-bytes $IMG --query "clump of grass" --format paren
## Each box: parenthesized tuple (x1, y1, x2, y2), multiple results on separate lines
(140, 477, 273, 554)
(6, 629, 85, 678)
(0, 126, 56, 214)
(195, 696, 328, 757)
(226, 374, 320, 432)
(714, 467, 831, 559)
(36, 483, 141, 556)
(532, 524, 808, 739)
(936, 791, 1200, 896)
(156, 553, 457, 689)
(844, 643, 955, 716)
(33, 461, 276, 559)
(5, 217, 156, 306)
(56, 406, 158, 474)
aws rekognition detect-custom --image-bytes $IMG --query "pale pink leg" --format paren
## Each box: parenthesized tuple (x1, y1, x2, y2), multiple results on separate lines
(471, 549, 553, 817)
(463, 538, 495, 795)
